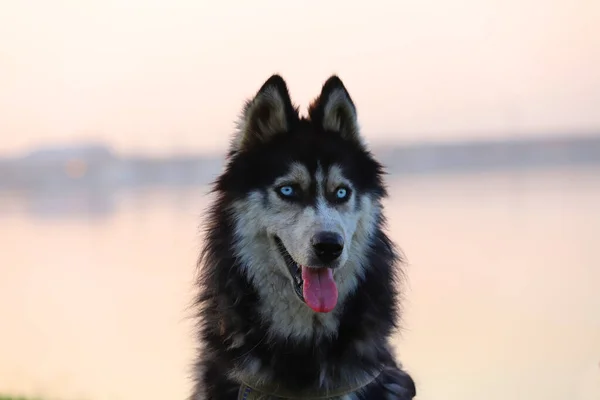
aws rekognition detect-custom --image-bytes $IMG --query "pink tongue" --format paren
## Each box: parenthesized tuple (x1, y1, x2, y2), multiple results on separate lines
(301, 266, 338, 313)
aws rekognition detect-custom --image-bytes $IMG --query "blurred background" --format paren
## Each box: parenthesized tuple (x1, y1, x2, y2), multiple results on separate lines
(1, 1, 599, 399)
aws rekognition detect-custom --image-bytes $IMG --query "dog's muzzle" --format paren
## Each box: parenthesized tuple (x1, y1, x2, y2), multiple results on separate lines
(274, 234, 341, 313)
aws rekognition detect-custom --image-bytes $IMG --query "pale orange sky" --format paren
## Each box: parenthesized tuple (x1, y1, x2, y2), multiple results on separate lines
(1, 0, 599, 156)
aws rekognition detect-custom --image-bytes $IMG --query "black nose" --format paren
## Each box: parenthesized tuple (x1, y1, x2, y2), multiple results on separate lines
(311, 231, 344, 263)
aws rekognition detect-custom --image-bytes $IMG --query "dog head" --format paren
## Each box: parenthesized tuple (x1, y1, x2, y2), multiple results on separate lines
(218, 75, 387, 318)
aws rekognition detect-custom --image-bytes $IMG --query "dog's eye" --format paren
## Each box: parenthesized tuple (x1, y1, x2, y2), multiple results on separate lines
(280, 186, 294, 196)
(334, 186, 351, 201)
(277, 185, 299, 199)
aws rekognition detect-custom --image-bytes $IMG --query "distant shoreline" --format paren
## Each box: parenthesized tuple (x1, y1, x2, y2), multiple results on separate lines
(0, 134, 599, 192)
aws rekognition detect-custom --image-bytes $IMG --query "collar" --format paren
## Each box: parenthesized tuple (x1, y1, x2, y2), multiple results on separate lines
(237, 368, 382, 400)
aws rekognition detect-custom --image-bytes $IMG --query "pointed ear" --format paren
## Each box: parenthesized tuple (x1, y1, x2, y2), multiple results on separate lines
(308, 75, 363, 145)
(231, 74, 299, 153)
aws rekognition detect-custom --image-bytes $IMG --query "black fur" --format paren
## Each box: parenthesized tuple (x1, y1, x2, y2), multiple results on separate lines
(191, 75, 416, 399)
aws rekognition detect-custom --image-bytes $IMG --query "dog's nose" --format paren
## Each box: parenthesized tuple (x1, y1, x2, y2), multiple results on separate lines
(311, 231, 344, 263)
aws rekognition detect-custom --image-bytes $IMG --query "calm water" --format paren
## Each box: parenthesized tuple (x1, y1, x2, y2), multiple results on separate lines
(1, 168, 599, 400)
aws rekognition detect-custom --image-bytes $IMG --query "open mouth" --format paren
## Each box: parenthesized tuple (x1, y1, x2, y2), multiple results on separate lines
(274, 236, 304, 300)
(274, 236, 339, 313)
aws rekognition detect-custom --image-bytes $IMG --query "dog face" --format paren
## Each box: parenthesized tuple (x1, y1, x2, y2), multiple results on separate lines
(217, 75, 387, 336)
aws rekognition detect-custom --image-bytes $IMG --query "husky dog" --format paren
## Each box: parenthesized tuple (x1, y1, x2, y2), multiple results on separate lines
(192, 75, 416, 399)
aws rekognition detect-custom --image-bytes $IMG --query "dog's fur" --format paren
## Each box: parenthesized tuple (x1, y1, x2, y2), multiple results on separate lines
(191, 75, 416, 399)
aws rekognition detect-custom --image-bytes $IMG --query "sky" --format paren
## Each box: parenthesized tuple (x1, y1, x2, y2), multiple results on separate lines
(1, 0, 599, 156)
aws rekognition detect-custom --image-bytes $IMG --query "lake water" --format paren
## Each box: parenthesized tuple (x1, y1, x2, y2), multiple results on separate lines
(1, 167, 599, 400)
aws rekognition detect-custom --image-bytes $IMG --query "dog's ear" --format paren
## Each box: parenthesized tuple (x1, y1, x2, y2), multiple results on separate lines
(232, 74, 299, 153)
(308, 76, 363, 145)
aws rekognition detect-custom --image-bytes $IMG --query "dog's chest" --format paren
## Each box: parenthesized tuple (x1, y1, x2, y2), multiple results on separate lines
(238, 384, 360, 400)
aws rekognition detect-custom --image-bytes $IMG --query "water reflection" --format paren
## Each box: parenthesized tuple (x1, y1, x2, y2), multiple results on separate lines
(0, 168, 599, 400)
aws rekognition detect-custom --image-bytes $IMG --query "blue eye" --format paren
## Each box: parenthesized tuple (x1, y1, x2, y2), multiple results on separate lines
(279, 185, 295, 197)
(335, 187, 349, 200)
